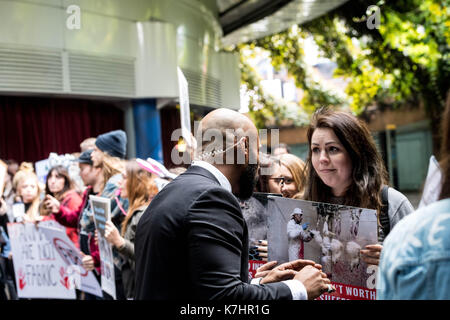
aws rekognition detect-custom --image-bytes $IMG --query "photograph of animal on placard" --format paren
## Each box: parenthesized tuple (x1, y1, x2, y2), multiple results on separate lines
(268, 196, 378, 288)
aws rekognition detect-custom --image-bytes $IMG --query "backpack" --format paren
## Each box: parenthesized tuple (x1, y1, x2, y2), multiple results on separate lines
(379, 185, 390, 238)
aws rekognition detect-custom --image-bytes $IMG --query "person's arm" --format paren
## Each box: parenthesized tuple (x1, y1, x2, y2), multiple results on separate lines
(49, 191, 87, 228)
(186, 188, 330, 300)
(61, 191, 83, 211)
(362, 189, 415, 266)
(104, 220, 135, 260)
(186, 188, 291, 300)
(390, 199, 415, 230)
(286, 220, 302, 239)
(115, 210, 144, 260)
(89, 234, 101, 268)
(117, 239, 134, 258)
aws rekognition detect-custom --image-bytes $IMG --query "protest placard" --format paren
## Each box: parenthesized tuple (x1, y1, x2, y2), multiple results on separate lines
(240, 193, 282, 281)
(89, 195, 116, 299)
(419, 155, 442, 208)
(177, 67, 192, 147)
(39, 224, 103, 298)
(6, 222, 76, 299)
(267, 196, 378, 300)
(34, 158, 51, 186)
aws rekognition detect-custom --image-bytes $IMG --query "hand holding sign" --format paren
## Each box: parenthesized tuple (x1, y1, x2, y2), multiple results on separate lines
(360, 244, 383, 266)
(89, 195, 116, 299)
(81, 253, 95, 271)
(294, 265, 334, 300)
(104, 220, 125, 249)
(258, 259, 320, 285)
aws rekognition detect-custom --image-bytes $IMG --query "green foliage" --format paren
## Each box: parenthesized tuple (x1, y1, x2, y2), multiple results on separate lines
(237, 0, 449, 138)
(238, 26, 344, 128)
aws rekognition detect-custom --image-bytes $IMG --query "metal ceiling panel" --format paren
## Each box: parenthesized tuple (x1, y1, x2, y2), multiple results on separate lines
(220, 0, 349, 46)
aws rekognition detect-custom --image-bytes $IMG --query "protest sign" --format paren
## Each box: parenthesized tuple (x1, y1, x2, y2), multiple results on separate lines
(267, 196, 378, 300)
(419, 155, 442, 208)
(240, 193, 282, 280)
(7, 222, 76, 299)
(34, 159, 51, 186)
(12, 203, 25, 222)
(177, 67, 192, 147)
(39, 224, 103, 298)
(89, 195, 116, 299)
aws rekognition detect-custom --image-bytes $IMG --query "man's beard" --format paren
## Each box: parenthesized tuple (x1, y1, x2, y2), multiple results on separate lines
(236, 164, 258, 200)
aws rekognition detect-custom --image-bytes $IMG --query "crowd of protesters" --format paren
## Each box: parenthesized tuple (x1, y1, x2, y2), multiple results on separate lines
(1, 91, 449, 300)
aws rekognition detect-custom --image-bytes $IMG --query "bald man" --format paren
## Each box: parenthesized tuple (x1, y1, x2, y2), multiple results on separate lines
(134, 108, 332, 300)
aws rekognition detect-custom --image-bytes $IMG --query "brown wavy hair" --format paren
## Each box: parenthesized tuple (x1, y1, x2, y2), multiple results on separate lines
(439, 90, 450, 200)
(45, 165, 75, 201)
(303, 108, 389, 214)
(121, 160, 158, 236)
(97, 150, 124, 191)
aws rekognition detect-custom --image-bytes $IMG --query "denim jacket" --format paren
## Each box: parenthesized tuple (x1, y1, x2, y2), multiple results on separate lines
(377, 198, 450, 299)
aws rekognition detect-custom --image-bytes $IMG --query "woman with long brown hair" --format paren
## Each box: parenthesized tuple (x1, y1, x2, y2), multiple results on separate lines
(104, 160, 158, 299)
(41, 165, 82, 247)
(303, 107, 414, 266)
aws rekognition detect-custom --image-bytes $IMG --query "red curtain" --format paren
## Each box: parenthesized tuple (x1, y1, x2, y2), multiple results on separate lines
(0, 95, 125, 163)
(159, 105, 181, 170)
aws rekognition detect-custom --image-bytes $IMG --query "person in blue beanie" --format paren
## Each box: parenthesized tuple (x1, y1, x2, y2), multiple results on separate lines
(91, 129, 129, 300)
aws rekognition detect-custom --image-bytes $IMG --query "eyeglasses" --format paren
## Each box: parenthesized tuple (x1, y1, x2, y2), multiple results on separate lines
(268, 177, 294, 185)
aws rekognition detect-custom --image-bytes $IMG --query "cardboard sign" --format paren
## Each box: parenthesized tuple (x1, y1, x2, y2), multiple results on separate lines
(177, 67, 192, 147)
(267, 197, 378, 300)
(89, 195, 116, 299)
(12, 203, 25, 222)
(39, 224, 103, 298)
(240, 193, 284, 279)
(248, 260, 266, 282)
(89, 195, 110, 237)
(34, 159, 51, 186)
(7, 222, 76, 299)
(419, 155, 442, 208)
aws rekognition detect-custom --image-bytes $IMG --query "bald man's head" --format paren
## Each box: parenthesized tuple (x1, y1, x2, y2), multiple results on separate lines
(201, 108, 256, 135)
(194, 108, 259, 166)
(194, 108, 259, 200)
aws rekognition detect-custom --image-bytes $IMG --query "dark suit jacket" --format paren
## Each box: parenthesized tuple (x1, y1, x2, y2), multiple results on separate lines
(134, 165, 292, 300)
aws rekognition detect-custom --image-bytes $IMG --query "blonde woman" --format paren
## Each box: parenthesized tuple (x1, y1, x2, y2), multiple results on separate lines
(271, 153, 306, 199)
(104, 160, 158, 299)
(12, 170, 42, 222)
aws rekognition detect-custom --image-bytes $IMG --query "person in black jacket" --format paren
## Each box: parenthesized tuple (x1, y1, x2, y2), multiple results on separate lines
(134, 108, 333, 300)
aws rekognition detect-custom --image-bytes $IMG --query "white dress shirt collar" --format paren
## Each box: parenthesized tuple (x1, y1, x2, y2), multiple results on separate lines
(191, 160, 232, 193)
